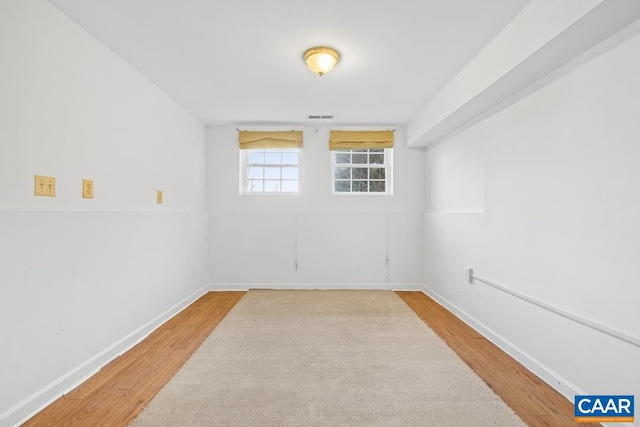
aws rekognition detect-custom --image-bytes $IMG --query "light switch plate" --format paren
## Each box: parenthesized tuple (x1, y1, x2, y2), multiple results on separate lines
(157, 190, 163, 204)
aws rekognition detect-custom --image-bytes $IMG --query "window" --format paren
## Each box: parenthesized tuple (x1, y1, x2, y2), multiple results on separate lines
(332, 148, 392, 194)
(241, 148, 300, 193)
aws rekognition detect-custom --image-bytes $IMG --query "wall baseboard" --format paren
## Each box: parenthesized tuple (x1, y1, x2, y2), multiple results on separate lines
(210, 283, 424, 291)
(420, 284, 585, 402)
(2, 285, 209, 427)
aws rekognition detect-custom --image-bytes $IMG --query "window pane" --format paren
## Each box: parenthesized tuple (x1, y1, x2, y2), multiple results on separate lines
(330, 148, 391, 195)
(264, 180, 281, 192)
(247, 167, 263, 179)
(335, 167, 350, 179)
(265, 152, 281, 164)
(264, 167, 280, 179)
(336, 153, 350, 164)
(370, 168, 385, 179)
(282, 152, 298, 165)
(247, 152, 264, 164)
(369, 154, 384, 164)
(247, 180, 263, 192)
(282, 167, 298, 180)
(352, 153, 367, 164)
(335, 181, 350, 192)
(353, 167, 368, 179)
(281, 180, 298, 192)
(242, 148, 300, 194)
(370, 181, 386, 192)
(352, 181, 368, 192)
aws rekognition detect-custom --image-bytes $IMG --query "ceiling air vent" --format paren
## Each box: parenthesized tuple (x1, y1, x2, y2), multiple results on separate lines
(307, 115, 334, 120)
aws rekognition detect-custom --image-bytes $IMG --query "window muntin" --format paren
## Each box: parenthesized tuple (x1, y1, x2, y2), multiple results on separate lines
(331, 148, 392, 194)
(241, 148, 300, 194)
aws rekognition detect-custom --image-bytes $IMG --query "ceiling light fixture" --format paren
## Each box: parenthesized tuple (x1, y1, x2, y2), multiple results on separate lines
(303, 47, 340, 76)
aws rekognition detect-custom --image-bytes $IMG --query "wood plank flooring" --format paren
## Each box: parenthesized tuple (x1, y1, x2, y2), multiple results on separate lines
(397, 291, 596, 427)
(23, 290, 589, 426)
(22, 291, 246, 427)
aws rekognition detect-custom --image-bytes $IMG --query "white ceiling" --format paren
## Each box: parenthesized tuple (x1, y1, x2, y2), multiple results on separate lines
(48, 0, 530, 127)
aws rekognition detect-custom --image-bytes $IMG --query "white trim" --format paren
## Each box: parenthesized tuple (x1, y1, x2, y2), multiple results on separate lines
(420, 284, 586, 402)
(210, 283, 423, 291)
(2, 285, 209, 427)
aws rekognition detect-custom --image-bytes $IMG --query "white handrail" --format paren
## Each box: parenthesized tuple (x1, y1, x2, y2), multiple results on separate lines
(472, 273, 640, 348)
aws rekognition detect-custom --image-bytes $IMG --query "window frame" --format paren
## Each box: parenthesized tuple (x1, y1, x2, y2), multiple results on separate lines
(330, 148, 393, 195)
(239, 148, 301, 195)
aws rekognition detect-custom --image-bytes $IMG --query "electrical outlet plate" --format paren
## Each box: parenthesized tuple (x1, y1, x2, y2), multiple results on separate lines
(82, 179, 94, 199)
(34, 175, 55, 197)
(157, 190, 163, 204)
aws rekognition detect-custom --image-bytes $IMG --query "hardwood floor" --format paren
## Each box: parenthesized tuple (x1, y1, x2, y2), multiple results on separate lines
(397, 291, 596, 427)
(22, 291, 246, 427)
(23, 290, 589, 426)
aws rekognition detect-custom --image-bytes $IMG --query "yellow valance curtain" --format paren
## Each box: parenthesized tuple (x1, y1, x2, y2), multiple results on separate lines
(329, 130, 394, 150)
(238, 131, 303, 149)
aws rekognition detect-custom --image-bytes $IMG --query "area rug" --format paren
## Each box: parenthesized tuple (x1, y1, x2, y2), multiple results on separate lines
(130, 290, 524, 426)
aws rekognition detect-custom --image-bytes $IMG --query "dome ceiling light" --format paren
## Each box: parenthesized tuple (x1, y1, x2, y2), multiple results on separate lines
(303, 47, 340, 76)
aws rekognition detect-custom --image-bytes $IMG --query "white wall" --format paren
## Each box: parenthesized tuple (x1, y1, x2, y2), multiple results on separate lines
(8, 0, 637, 425)
(422, 28, 640, 404)
(0, 1, 208, 425)
(207, 126, 423, 287)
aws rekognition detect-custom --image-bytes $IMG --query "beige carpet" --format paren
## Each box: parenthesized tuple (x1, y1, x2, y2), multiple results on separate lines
(130, 290, 525, 426)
